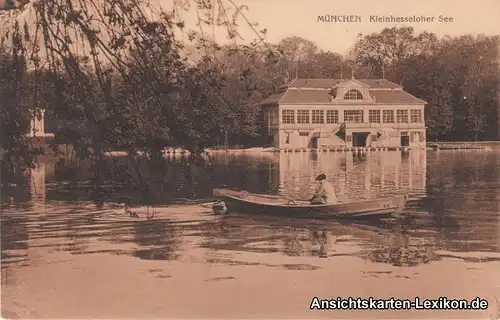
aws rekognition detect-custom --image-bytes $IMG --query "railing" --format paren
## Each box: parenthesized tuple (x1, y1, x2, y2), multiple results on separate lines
(271, 122, 425, 130)
(277, 123, 341, 131)
(344, 122, 425, 129)
(344, 122, 375, 128)
(393, 123, 425, 129)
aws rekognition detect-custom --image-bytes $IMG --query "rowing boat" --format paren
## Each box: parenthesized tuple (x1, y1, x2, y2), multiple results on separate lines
(212, 188, 408, 219)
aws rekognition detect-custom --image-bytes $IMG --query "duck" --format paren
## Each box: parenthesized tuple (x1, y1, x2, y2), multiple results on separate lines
(117, 198, 140, 218)
(128, 209, 140, 218)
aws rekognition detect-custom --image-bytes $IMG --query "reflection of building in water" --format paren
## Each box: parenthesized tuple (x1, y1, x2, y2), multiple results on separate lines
(30, 163, 46, 203)
(278, 152, 344, 198)
(278, 151, 427, 199)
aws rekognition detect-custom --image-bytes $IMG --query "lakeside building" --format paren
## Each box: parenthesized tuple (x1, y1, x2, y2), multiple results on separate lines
(260, 78, 427, 150)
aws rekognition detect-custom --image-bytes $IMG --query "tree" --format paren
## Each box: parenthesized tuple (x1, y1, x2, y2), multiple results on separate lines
(438, 34, 500, 140)
(352, 27, 439, 80)
(0, 22, 42, 178)
(0, 0, 276, 202)
(352, 27, 499, 140)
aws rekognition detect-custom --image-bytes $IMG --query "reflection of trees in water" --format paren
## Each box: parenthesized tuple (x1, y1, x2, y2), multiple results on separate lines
(281, 228, 329, 258)
(357, 215, 457, 267)
(214, 214, 447, 267)
(282, 227, 310, 257)
(1, 161, 31, 203)
(54, 158, 78, 181)
(333, 220, 438, 267)
(360, 229, 441, 267)
(7, 151, 431, 206)
(64, 214, 92, 255)
(1, 216, 29, 268)
(43, 154, 281, 203)
(1, 213, 30, 287)
(32, 151, 429, 205)
(424, 152, 497, 251)
(131, 220, 182, 261)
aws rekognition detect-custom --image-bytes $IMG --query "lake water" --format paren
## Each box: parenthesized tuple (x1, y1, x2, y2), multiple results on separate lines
(1, 150, 500, 319)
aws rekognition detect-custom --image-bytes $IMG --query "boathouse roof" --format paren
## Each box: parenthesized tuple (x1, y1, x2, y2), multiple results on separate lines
(259, 78, 427, 106)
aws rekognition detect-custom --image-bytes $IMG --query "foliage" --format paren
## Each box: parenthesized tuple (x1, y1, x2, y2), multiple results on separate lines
(352, 28, 499, 141)
(0, 21, 42, 176)
(0, 0, 277, 201)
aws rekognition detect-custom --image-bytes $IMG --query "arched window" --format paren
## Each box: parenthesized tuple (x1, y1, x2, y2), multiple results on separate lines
(344, 89, 363, 100)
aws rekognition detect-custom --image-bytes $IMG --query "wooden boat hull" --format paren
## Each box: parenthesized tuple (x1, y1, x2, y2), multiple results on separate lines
(213, 189, 407, 219)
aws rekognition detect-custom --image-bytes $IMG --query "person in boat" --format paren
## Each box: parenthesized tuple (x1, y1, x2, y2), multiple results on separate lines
(310, 173, 338, 205)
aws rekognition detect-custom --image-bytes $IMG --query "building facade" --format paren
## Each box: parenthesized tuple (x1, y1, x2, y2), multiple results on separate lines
(260, 78, 427, 149)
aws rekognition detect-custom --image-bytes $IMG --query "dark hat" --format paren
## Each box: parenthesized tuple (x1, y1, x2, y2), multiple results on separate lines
(315, 173, 327, 181)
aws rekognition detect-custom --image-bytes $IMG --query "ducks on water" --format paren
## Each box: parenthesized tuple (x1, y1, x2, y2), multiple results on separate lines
(117, 198, 139, 218)
(117, 197, 155, 219)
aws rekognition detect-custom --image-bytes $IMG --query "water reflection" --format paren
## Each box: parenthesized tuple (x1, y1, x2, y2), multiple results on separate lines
(277, 151, 427, 200)
(132, 220, 182, 261)
(0, 150, 499, 274)
(6, 151, 429, 204)
(206, 212, 446, 267)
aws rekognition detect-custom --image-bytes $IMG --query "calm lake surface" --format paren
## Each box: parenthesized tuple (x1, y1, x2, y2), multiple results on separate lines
(1, 150, 500, 319)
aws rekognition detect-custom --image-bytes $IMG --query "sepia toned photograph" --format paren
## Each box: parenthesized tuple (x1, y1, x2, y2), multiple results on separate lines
(1, 0, 499, 318)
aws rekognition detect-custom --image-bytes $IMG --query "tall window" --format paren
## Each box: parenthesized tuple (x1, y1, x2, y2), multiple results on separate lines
(311, 110, 324, 124)
(282, 110, 294, 124)
(344, 110, 363, 123)
(410, 109, 422, 123)
(326, 110, 338, 123)
(343, 89, 363, 100)
(368, 110, 381, 123)
(396, 110, 409, 123)
(297, 110, 310, 124)
(382, 110, 394, 123)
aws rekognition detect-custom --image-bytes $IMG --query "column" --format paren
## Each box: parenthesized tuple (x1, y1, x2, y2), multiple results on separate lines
(40, 109, 45, 135)
(363, 108, 369, 123)
(338, 108, 344, 123)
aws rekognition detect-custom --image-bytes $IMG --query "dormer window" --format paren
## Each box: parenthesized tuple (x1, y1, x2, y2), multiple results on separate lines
(344, 89, 363, 100)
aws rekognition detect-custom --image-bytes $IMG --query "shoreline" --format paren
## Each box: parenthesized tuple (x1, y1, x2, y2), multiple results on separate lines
(2, 141, 499, 159)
